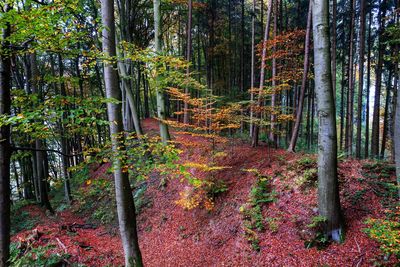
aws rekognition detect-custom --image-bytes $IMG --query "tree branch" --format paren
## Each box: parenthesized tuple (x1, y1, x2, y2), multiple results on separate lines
(12, 146, 82, 158)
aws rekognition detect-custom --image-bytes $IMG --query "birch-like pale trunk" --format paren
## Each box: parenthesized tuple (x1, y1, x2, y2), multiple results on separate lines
(101, 0, 143, 265)
(312, 0, 343, 242)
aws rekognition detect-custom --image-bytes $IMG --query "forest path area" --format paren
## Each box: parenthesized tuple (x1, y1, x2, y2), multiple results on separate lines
(12, 119, 398, 266)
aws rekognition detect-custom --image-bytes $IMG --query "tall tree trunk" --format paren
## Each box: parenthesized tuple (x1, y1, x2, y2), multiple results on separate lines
(395, 64, 400, 198)
(371, 0, 387, 158)
(345, 0, 356, 156)
(252, 0, 273, 147)
(250, 0, 256, 137)
(331, 0, 337, 100)
(270, 0, 277, 144)
(381, 71, 392, 159)
(0, 5, 12, 264)
(183, 0, 193, 124)
(287, 0, 312, 152)
(356, 0, 366, 158)
(312, 0, 343, 242)
(365, 9, 373, 158)
(30, 53, 54, 214)
(153, 0, 171, 143)
(101, 0, 143, 265)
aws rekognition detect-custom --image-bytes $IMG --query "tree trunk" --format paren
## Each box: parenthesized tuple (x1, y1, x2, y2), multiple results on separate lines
(183, 0, 193, 124)
(270, 0, 277, 145)
(101, 0, 143, 265)
(371, 0, 387, 158)
(365, 9, 373, 158)
(250, 0, 256, 138)
(345, 0, 356, 156)
(356, 0, 366, 158)
(312, 0, 343, 242)
(252, 0, 273, 147)
(331, 0, 337, 101)
(287, 0, 312, 152)
(395, 66, 400, 198)
(0, 5, 12, 264)
(381, 71, 392, 159)
(153, 0, 171, 143)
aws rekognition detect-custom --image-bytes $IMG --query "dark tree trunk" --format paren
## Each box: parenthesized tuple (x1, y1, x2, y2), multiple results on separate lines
(356, 0, 366, 158)
(0, 6, 12, 264)
(287, 0, 312, 152)
(371, 0, 387, 158)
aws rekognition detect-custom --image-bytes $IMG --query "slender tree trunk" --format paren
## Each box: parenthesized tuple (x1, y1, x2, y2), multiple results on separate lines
(270, 0, 277, 144)
(101, 0, 143, 265)
(371, 0, 387, 158)
(183, 0, 193, 124)
(252, 0, 273, 147)
(312, 0, 343, 242)
(153, 0, 171, 143)
(365, 9, 372, 158)
(345, 0, 356, 156)
(287, 0, 312, 152)
(250, 0, 256, 137)
(395, 64, 400, 198)
(0, 6, 12, 264)
(381, 71, 392, 159)
(356, 0, 366, 158)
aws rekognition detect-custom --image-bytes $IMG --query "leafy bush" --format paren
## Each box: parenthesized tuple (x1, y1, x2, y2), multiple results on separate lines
(240, 169, 276, 251)
(364, 207, 400, 259)
(9, 243, 69, 266)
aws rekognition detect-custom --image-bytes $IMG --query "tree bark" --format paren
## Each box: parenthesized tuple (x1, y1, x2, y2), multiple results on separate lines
(250, 0, 256, 138)
(356, 0, 366, 158)
(101, 0, 143, 265)
(153, 0, 171, 143)
(371, 0, 387, 158)
(287, 0, 312, 152)
(252, 0, 273, 147)
(345, 0, 356, 156)
(312, 0, 343, 242)
(0, 5, 12, 264)
(183, 0, 193, 124)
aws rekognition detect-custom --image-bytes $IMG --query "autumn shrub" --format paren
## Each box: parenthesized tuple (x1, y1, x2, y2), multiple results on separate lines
(363, 207, 400, 259)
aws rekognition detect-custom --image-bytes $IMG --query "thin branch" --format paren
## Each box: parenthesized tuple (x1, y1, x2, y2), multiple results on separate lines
(12, 146, 82, 158)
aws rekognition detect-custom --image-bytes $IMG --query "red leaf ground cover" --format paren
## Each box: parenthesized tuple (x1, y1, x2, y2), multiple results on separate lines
(12, 118, 398, 266)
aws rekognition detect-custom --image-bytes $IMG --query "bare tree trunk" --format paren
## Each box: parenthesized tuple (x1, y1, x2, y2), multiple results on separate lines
(345, 0, 356, 156)
(101, 0, 143, 265)
(312, 0, 343, 242)
(0, 5, 12, 264)
(183, 0, 193, 124)
(381, 71, 392, 159)
(365, 9, 372, 158)
(395, 65, 400, 198)
(270, 0, 277, 145)
(287, 0, 312, 152)
(153, 0, 171, 143)
(250, 0, 256, 137)
(356, 0, 366, 158)
(371, 0, 387, 158)
(252, 0, 273, 147)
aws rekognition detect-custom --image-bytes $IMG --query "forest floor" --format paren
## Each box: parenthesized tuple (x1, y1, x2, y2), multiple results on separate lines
(12, 119, 399, 266)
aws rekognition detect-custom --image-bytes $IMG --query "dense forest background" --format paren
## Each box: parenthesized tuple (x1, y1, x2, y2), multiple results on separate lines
(0, 0, 400, 265)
